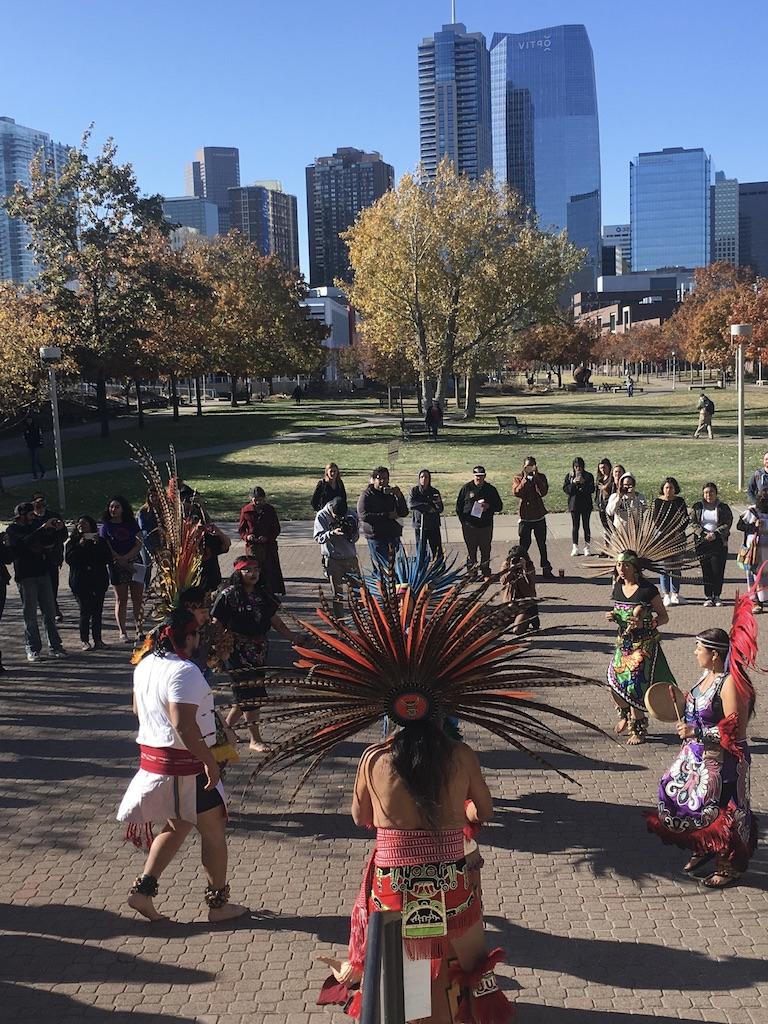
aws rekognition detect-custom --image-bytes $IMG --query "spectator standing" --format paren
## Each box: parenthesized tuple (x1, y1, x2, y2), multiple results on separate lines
(65, 515, 111, 650)
(746, 452, 768, 503)
(563, 457, 595, 556)
(424, 400, 444, 440)
(0, 529, 13, 673)
(652, 477, 689, 606)
(357, 467, 408, 566)
(99, 495, 144, 643)
(736, 489, 768, 612)
(605, 473, 647, 527)
(694, 391, 715, 439)
(512, 457, 553, 578)
(313, 497, 360, 617)
(311, 463, 347, 513)
(181, 487, 231, 594)
(625, 374, 634, 398)
(6, 501, 65, 661)
(456, 466, 503, 580)
(23, 416, 45, 480)
(595, 458, 614, 553)
(408, 468, 444, 560)
(237, 487, 286, 596)
(31, 492, 67, 621)
(137, 490, 161, 588)
(690, 483, 732, 607)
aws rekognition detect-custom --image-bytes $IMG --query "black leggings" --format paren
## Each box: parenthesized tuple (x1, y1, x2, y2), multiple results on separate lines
(700, 544, 728, 598)
(570, 509, 592, 544)
(73, 586, 107, 642)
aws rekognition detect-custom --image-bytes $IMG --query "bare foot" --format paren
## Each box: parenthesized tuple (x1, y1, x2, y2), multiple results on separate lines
(614, 716, 629, 735)
(626, 731, 645, 745)
(208, 902, 249, 923)
(249, 740, 272, 753)
(128, 893, 167, 922)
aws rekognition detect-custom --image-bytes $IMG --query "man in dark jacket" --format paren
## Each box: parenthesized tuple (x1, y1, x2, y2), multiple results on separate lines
(6, 502, 65, 662)
(31, 492, 67, 621)
(0, 531, 13, 673)
(747, 451, 768, 502)
(455, 466, 503, 580)
(408, 469, 444, 560)
(512, 456, 554, 579)
(356, 466, 408, 566)
(23, 417, 45, 480)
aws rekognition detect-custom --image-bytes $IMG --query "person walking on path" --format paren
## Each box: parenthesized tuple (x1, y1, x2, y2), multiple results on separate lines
(563, 457, 595, 556)
(694, 391, 715, 439)
(311, 463, 347, 513)
(512, 456, 554, 579)
(595, 458, 615, 553)
(356, 466, 408, 566)
(424, 399, 444, 440)
(625, 374, 635, 398)
(31, 492, 67, 622)
(691, 483, 732, 607)
(99, 495, 144, 643)
(65, 515, 111, 650)
(746, 451, 768, 503)
(652, 477, 690, 606)
(291, 384, 303, 406)
(23, 416, 45, 480)
(237, 487, 286, 596)
(5, 501, 65, 662)
(313, 497, 360, 618)
(736, 490, 768, 612)
(456, 466, 503, 580)
(117, 608, 248, 923)
(408, 468, 444, 560)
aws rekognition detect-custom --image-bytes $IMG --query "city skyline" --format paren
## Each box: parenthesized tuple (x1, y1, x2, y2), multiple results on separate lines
(3, 0, 768, 276)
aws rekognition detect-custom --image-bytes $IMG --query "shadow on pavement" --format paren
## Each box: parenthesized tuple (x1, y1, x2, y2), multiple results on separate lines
(0, 984, 200, 1023)
(512, 1003, 731, 1024)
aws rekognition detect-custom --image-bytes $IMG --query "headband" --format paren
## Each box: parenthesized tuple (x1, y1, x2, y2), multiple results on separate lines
(234, 555, 261, 571)
(616, 552, 639, 565)
(695, 634, 730, 653)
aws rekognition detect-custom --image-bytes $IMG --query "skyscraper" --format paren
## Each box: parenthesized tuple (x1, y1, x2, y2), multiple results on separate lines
(739, 181, 768, 278)
(630, 147, 711, 271)
(418, 22, 492, 181)
(490, 25, 601, 236)
(567, 190, 601, 293)
(710, 171, 739, 267)
(186, 146, 240, 233)
(0, 116, 71, 284)
(162, 197, 220, 238)
(306, 147, 394, 288)
(602, 224, 631, 273)
(228, 181, 299, 268)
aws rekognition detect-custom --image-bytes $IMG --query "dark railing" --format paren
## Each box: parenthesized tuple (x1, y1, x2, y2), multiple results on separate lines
(360, 911, 406, 1024)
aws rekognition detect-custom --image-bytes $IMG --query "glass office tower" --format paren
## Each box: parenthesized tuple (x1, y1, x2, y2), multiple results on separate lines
(739, 181, 768, 278)
(630, 148, 711, 271)
(186, 146, 240, 234)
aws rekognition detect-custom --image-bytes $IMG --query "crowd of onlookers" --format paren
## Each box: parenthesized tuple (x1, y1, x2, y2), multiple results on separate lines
(4, 450, 768, 673)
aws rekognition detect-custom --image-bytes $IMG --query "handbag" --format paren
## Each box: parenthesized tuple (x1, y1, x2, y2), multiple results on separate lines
(736, 534, 759, 572)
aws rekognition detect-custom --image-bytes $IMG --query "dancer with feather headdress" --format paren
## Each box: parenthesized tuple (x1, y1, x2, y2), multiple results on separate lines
(237, 574, 606, 1022)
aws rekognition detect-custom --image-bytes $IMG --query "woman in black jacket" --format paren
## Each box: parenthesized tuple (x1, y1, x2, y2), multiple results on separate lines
(563, 457, 595, 556)
(690, 482, 733, 607)
(65, 515, 112, 649)
(311, 463, 347, 512)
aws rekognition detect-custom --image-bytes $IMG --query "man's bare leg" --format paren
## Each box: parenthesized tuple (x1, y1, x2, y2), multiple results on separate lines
(196, 805, 248, 922)
(128, 818, 193, 921)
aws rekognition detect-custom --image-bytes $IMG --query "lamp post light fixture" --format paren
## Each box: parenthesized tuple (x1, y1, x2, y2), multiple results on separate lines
(730, 324, 753, 492)
(671, 350, 676, 390)
(39, 346, 66, 511)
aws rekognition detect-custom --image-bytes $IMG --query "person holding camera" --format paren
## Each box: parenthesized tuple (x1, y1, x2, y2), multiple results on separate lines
(563, 457, 595, 557)
(357, 467, 408, 566)
(408, 468, 444, 560)
(455, 466, 503, 580)
(65, 515, 112, 650)
(32, 493, 67, 622)
(6, 501, 66, 661)
(313, 497, 361, 617)
(0, 529, 14, 674)
(512, 457, 554, 579)
(181, 486, 231, 594)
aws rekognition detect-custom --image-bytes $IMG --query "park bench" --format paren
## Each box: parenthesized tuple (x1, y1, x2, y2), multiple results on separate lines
(611, 385, 645, 394)
(688, 381, 724, 390)
(400, 419, 431, 440)
(496, 415, 529, 437)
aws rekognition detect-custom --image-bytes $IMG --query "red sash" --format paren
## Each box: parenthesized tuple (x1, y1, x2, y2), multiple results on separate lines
(139, 745, 204, 776)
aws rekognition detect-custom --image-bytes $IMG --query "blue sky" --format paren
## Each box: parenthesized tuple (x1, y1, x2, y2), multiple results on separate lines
(4, 0, 768, 274)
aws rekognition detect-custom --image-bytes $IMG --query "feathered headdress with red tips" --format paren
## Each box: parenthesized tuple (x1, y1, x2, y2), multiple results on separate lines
(237, 573, 607, 793)
(726, 565, 765, 707)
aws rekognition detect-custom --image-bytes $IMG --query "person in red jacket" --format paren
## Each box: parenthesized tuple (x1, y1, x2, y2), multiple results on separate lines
(237, 487, 286, 596)
(512, 456, 554, 579)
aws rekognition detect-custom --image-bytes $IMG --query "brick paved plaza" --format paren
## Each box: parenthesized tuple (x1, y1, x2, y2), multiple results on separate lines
(1, 519, 766, 1023)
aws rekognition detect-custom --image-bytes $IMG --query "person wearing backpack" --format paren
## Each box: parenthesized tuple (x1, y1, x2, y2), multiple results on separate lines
(694, 391, 715, 439)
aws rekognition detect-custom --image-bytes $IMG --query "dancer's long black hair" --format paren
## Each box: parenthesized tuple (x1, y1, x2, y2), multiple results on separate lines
(390, 719, 457, 831)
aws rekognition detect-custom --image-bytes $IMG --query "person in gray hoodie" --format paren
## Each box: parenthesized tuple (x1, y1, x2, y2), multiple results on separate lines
(313, 497, 360, 617)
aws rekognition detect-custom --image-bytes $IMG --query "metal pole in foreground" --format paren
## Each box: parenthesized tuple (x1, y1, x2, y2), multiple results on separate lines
(731, 324, 752, 493)
(40, 346, 66, 511)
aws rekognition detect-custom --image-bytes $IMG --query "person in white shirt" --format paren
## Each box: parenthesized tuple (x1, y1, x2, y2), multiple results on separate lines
(117, 608, 247, 923)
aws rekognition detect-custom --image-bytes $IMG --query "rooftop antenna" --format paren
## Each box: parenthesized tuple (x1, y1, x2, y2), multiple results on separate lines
(451, 1, 457, 24)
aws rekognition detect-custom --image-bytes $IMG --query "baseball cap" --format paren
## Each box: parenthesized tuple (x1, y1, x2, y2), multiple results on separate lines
(473, 466, 486, 475)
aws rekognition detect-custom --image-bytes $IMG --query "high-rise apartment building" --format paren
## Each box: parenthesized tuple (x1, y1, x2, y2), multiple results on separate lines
(418, 22, 492, 181)
(186, 146, 240, 234)
(228, 181, 299, 268)
(739, 181, 768, 279)
(162, 197, 219, 238)
(306, 147, 394, 288)
(710, 172, 739, 267)
(603, 224, 631, 273)
(630, 147, 711, 272)
(0, 116, 70, 284)
(567, 190, 601, 293)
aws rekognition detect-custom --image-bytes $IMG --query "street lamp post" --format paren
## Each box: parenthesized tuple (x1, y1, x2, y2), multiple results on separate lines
(731, 324, 753, 492)
(39, 346, 66, 511)
(671, 350, 676, 390)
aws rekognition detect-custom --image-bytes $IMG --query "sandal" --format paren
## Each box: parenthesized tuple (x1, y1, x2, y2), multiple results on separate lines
(702, 860, 741, 889)
(683, 852, 715, 874)
(626, 717, 648, 745)
(614, 707, 630, 735)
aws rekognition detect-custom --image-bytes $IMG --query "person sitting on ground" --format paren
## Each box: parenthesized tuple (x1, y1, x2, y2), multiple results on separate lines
(499, 545, 539, 635)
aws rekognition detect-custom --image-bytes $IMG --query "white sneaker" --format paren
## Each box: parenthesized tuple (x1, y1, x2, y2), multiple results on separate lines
(120, 632, 131, 644)
(583, 544, 591, 557)
(674, 594, 685, 605)
(662, 594, 671, 607)
(670, 593, 681, 605)
(570, 544, 579, 556)
(26, 651, 39, 663)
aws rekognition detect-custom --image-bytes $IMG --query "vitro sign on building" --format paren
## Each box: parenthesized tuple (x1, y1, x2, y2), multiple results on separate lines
(518, 36, 552, 50)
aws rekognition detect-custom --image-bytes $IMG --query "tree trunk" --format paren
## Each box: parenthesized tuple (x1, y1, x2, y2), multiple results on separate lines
(455, 375, 464, 409)
(434, 368, 451, 408)
(195, 376, 203, 417)
(463, 374, 479, 420)
(96, 369, 109, 438)
(230, 374, 238, 407)
(135, 379, 145, 430)
(555, 365, 563, 389)
(124, 381, 131, 412)
(415, 386, 423, 416)
(266, 375, 275, 397)
(387, 384, 392, 412)
(170, 374, 180, 420)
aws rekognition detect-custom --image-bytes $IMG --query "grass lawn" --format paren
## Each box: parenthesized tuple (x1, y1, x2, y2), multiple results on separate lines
(2, 385, 766, 524)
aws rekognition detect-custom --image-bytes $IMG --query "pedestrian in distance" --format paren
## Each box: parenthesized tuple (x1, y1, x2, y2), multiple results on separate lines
(746, 451, 768, 503)
(694, 390, 715, 439)
(5, 501, 65, 662)
(356, 466, 408, 567)
(311, 462, 347, 513)
(563, 457, 595, 556)
(408, 468, 444, 560)
(512, 456, 554, 579)
(313, 497, 360, 618)
(424, 399, 444, 440)
(455, 466, 503, 581)
(65, 515, 112, 650)
(31, 492, 67, 622)
(99, 495, 144, 643)
(291, 384, 303, 406)
(237, 487, 286, 596)
(23, 416, 45, 480)
(690, 483, 732, 607)
(625, 374, 635, 398)
(652, 477, 689, 606)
